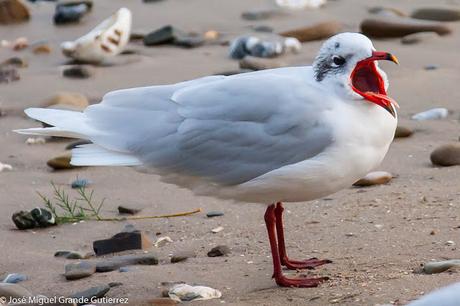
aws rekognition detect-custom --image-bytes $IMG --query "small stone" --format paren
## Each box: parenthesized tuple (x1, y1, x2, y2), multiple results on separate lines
(360, 18, 451, 38)
(368, 6, 407, 18)
(95, 254, 158, 272)
(279, 21, 342, 42)
(143, 25, 185, 46)
(204, 30, 219, 41)
(12, 211, 37, 230)
(0, 66, 20, 83)
(108, 281, 123, 287)
(93, 231, 152, 255)
(0, 0, 30, 24)
(206, 211, 224, 218)
(64, 261, 96, 280)
(54, 250, 89, 259)
(71, 178, 91, 189)
(411, 8, 460, 22)
(431, 143, 460, 167)
(401, 32, 439, 45)
(26, 137, 46, 145)
(154, 236, 173, 247)
(54, 2, 90, 24)
(62, 65, 94, 79)
(239, 56, 286, 71)
(0, 162, 13, 172)
(33, 44, 52, 54)
(118, 267, 131, 272)
(424, 64, 438, 70)
(241, 8, 285, 21)
(211, 226, 224, 233)
(168, 284, 222, 302)
(41, 91, 89, 111)
(174, 34, 204, 48)
(1, 57, 28, 68)
(353, 171, 393, 187)
(121, 223, 137, 233)
(251, 25, 274, 33)
(13, 37, 28, 51)
(446, 240, 455, 246)
(0, 283, 32, 299)
(30, 207, 56, 227)
(70, 284, 110, 301)
(171, 251, 196, 263)
(2, 273, 28, 284)
(54, 250, 72, 257)
(394, 126, 413, 138)
(412, 107, 448, 121)
(118, 205, 141, 215)
(65, 252, 85, 259)
(207, 245, 230, 257)
(47, 153, 75, 170)
(422, 259, 460, 274)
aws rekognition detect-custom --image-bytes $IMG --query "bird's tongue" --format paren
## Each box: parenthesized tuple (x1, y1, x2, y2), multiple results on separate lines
(364, 91, 399, 109)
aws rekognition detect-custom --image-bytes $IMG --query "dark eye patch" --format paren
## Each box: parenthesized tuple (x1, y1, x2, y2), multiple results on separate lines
(333, 56, 346, 66)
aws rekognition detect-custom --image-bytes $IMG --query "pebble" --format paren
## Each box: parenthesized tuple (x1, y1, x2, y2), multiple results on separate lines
(174, 34, 204, 48)
(239, 56, 287, 71)
(204, 30, 219, 41)
(54, 250, 88, 259)
(95, 254, 159, 272)
(401, 32, 439, 45)
(154, 236, 173, 247)
(71, 178, 91, 189)
(0, 162, 13, 172)
(206, 211, 224, 218)
(424, 64, 438, 70)
(2, 273, 28, 284)
(33, 44, 52, 54)
(275, 0, 325, 9)
(64, 261, 97, 280)
(54, 2, 91, 24)
(168, 284, 222, 302)
(30, 207, 56, 227)
(171, 251, 196, 263)
(394, 126, 413, 138)
(70, 284, 110, 301)
(207, 245, 230, 257)
(26, 137, 46, 145)
(368, 6, 407, 18)
(241, 8, 285, 21)
(422, 259, 460, 274)
(411, 8, 460, 22)
(0, 0, 30, 24)
(12, 210, 37, 230)
(0, 283, 32, 299)
(13, 37, 28, 51)
(93, 230, 152, 255)
(360, 18, 452, 38)
(353, 171, 393, 187)
(62, 65, 94, 79)
(430, 143, 460, 167)
(47, 153, 75, 170)
(211, 226, 224, 233)
(412, 107, 448, 121)
(279, 21, 342, 42)
(143, 25, 185, 46)
(1, 56, 28, 68)
(251, 25, 274, 33)
(118, 205, 141, 215)
(0, 66, 20, 83)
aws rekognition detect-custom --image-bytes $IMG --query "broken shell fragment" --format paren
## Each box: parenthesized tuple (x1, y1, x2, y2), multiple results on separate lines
(61, 7, 132, 63)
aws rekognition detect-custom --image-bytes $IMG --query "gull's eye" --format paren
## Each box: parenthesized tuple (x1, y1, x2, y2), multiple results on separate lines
(332, 55, 346, 67)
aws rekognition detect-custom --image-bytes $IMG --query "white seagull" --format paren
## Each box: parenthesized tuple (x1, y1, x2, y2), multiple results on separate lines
(16, 32, 399, 288)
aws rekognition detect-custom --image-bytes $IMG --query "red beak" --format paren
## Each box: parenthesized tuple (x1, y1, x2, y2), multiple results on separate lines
(350, 51, 399, 117)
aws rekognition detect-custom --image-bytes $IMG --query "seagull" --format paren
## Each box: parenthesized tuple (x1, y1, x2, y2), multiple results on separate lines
(407, 282, 460, 306)
(16, 32, 399, 288)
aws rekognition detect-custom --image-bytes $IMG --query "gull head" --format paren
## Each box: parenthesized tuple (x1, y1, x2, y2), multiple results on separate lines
(313, 32, 399, 117)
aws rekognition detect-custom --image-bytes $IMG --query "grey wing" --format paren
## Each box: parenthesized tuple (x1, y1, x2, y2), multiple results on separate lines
(121, 72, 334, 186)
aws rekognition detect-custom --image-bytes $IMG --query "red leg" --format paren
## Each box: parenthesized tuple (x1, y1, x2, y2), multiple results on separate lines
(274, 202, 332, 270)
(265, 204, 328, 287)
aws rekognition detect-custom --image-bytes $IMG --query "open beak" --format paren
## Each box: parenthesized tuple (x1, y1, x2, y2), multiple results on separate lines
(350, 51, 399, 117)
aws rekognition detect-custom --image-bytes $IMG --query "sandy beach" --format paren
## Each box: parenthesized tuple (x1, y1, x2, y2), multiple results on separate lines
(1, 0, 460, 305)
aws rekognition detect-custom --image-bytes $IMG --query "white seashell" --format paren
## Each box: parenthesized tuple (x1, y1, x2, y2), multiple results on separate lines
(412, 107, 449, 121)
(0, 162, 13, 172)
(283, 37, 302, 53)
(276, 0, 326, 9)
(26, 137, 46, 145)
(154, 236, 173, 247)
(61, 7, 132, 63)
(168, 284, 222, 302)
(211, 226, 224, 233)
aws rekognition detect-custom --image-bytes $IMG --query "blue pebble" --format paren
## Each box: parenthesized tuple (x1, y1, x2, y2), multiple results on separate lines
(119, 267, 131, 272)
(3, 273, 28, 284)
(71, 179, 91, 189)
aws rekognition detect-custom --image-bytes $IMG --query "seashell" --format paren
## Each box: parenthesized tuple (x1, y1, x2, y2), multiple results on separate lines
(61, 7, 132, 63)
(275, 0, 326, 10)
(411, 107, 449, 121)
(168, 284, 222, 302)
(229, 35, 300, 59)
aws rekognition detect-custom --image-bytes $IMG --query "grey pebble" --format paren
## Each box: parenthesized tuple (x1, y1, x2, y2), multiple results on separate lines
(207, 245, 230, 257)
(71, 178, 91, 189)
(64, 261, 97, 280)
(2, 273, 28, 284)
(206, 211, 224, 218)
